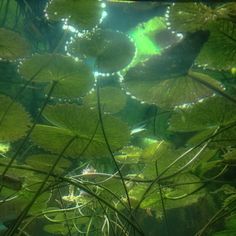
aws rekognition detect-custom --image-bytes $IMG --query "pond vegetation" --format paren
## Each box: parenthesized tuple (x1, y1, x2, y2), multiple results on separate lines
(0, 1, 236, 235)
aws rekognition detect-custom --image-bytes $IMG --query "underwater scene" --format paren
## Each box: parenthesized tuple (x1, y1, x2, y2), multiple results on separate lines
(0, 0, 236, 235)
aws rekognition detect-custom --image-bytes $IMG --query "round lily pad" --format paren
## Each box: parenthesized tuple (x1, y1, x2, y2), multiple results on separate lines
(68, 30, 136, 73)
(0, 95, 32, 142)
(45, 0, 104, 29)
(124, 69, 223, 109)
(167, 3, 213, 33)
(25, 154, 71, 174)
(31, 104, 130, 157)
(195, 20, 236, 70)
(169, 96, 236, 132)
(0, 28, 30, 60)
(84, 86, 127, 113)
(19, 53, 94, 98)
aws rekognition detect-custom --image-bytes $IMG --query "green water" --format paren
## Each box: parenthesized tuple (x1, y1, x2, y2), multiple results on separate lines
(0, 1, 236, 235)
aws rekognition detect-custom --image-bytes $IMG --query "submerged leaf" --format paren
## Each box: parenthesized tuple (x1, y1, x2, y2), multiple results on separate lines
(31, 104, 130, 157)
(0, 95, 32, 142)
(68, 30, 135, 73)
(19, 54, 94, 98)
(46, 0, 103, 29)
(169, 96, 236, 132)
(163, 173, 205, 209)
(0, 28, 30, 60)
(25, 154, 71, 174)
(167, 3, 216, 33)
(124, 71, 222, 109)
(196, 21, 236, 70)
(84, 86, 127, 113)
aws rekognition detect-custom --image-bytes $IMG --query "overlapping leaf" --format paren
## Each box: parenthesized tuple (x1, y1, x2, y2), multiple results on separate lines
(0, 28, 30, 60)
(169, 96, 236, 132)
(167, 3, 216, 33)
(0, 95, 32, 142)
(31, 104, 130, 157)
(19, 54, 94, 98)
(141, 141, 216, 179)
(84, 86, 127, 113)
(68, 30, 135, 73)
(45, 0, 104, 29)
(124, 70, 222, 109)
(25, 154, 71, 174)
(196, 21, 236, 70)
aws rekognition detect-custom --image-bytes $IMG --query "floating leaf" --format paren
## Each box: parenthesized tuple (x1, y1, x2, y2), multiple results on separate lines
(25, 154, 71, 174)
(45, 0, 104, 29)
(68, 30, 135, 73)
(124, 71, 222, 109)
(224, 149, 236, 164)
(213, 214, 236, 236)
(169, 96, 236, 132)
(167, 3, 215, 33)
(0, 95, 32, 142)
(196, 21, 236, 70)
(31, 104, 130, 157)
(188, 125, 236, 148)
(0, 0, 24, 30)
(142, 141, 216, 178)
(163, 173, 205, 209)
(125, 31, 208, 80)
(84, 86, 127, 113)
(0, 28, 30, 60)
(19, 54, 94, 98)
(115, 145, 142, 164)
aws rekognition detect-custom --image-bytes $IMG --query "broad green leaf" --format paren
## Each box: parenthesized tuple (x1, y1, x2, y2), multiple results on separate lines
(163, 173, 205, 209)
(25, 154, 71, 174)
(128, 183, 160, 209)
(169, 96, 236, 132)
(31, 104, 130, 157)
(142, 141, 216, 179)
(124, 71, 222, 109)
(115, 145, 142, 164)
(167, 3, 217, 33)
(43, 224, 72, 234)
(19, 54, 94, 98)
(0, 0, 24, 30)
(224, 149, 236, 164)
(0, 28, 30, 60)
(196, 21, 236, 70)
(188, 125, 236, 148)
(213, 214, 236, 236)
(45, 0, 104, 29)
(68, 30, 135, 73)
(0, 95, 32, 142)
(84, 86, 127, 113)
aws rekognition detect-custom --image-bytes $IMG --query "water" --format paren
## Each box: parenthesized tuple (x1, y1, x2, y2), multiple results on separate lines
(0, 1, 236, 235)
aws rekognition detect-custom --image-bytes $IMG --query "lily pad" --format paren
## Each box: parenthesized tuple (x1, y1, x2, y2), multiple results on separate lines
(163, 173, 205, 209)
(68, 30, 135, 73)
(45, 0, 104, 29)
(31, 104, 130, 157)
(196, 21, 236, 70)
(167, 3, 215, 33)
(84, 86, 127, 113)
(25, 154, 71, 174)
(124, 70, 223, 109)
(0, 95, 32, 142)
(142, 141, 216, 179)
(0, 28, 30, 60)
(19, 54, 94, 98)
(169, 96, 236, 132)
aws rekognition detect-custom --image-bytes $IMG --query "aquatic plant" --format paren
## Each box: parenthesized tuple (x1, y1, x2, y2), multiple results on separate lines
(0, 1, 236, 236)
